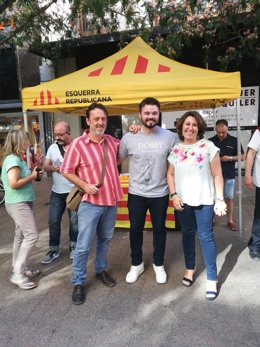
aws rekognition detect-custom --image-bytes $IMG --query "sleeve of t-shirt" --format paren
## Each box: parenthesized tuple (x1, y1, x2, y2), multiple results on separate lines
(5, 155, 21, 172)
(208, 140, 220, 161)
(247, 130, 260, 152)
(167, 146, 176, 166)
(118, 134, 129, 160)
(45, 143, 55, 160)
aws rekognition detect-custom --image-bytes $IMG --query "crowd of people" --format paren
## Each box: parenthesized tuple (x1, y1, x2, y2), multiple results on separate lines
(1, 98, 259, 305)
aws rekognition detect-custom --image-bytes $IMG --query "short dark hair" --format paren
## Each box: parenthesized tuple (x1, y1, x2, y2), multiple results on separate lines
(216, 119, 228, 127)
(176, 111, 207, 141)
(138, 97, 160, 113)
(86, 103, 108, 118)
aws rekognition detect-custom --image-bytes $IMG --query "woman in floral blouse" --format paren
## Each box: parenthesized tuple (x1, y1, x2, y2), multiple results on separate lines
(167, 111, 227, 300)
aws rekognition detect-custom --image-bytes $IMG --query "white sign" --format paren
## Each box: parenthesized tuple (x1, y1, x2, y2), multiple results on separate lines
(162, 86, 259, 129)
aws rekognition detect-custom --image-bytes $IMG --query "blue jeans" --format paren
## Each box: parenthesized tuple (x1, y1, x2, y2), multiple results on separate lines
(248, 186, 260, 251)
(71, 202, 117, 285)
(176, 204, 217, 280)
(127, 193, 169, 266)
(48, 191, 78, 250)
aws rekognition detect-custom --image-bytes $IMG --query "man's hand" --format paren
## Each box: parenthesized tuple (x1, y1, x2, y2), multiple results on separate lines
(129, 124, 141, 134)
(220, 155, 231, 162)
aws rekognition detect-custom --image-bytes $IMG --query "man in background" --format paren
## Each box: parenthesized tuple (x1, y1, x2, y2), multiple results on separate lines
(209, 119, 244, 231)
(41, 121, 78, 264)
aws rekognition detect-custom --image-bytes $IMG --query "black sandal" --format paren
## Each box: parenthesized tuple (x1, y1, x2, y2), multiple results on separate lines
(182, 277, 194, 287)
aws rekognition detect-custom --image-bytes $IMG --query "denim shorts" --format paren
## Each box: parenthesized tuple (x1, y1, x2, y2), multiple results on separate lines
(224, 178, 235, 199)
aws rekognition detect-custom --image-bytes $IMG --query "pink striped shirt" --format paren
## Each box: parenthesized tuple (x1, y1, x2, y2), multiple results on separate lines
(61, 130, 123, 206)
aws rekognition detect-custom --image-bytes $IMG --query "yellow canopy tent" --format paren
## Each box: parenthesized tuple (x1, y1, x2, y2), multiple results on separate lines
(21, 36, 244, 235)
(22, 37, 241, 115)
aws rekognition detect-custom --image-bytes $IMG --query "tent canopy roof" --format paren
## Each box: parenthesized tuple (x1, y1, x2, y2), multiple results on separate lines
(22, 37, 241, 116)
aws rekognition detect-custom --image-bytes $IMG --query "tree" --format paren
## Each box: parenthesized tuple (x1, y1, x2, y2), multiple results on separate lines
(0, 0, 73, 51)
(69, 0, 260, 71)
(1, 1, 259, 71)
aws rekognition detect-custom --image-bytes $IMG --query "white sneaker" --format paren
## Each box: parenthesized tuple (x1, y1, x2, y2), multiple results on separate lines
(153, 264, 167, 284)
(126, 262, 144, 283)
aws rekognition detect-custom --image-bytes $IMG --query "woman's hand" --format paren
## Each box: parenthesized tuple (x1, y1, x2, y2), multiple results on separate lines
(214, 200, 227, 216)
(31, 166, 43, 181)
(172, 194, 184, 211)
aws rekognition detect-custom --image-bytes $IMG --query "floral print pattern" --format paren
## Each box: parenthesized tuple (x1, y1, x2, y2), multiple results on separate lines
(169, 140, 211, 170)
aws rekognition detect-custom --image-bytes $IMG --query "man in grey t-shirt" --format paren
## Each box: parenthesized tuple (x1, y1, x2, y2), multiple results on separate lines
(118, 97, 178, 284)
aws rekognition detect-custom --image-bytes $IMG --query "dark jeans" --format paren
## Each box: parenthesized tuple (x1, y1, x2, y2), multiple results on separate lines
(248, 186, 260, 251)
(48, 191, 78, 250)
(176, 204, 217, 280)
(127, 193, 169, 266)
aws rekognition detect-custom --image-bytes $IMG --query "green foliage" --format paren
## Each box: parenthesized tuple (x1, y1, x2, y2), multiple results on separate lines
(0, 0, 259, 70)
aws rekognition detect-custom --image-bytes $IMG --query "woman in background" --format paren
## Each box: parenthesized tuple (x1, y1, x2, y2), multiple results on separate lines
(167, 111, 226, 300)
(1, 130, 43, 289)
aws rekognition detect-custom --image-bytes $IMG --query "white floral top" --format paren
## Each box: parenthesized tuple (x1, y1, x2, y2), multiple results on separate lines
(167, 139, 219, 206)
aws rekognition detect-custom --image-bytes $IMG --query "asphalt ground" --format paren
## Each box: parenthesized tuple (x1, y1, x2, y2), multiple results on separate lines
(0, 177, 259, 347)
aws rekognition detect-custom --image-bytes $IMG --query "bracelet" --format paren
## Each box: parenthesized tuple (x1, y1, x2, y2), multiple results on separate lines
(229, 156, 232, 161)
(170, 192, 178, 199)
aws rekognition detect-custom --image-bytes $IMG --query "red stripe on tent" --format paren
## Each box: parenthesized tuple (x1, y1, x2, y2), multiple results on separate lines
(47, 90, 52, 104)
(55, 97, 59, 104)
(118, 201, 128, 207)
(134, 56, 148, 73)
(158, 64, 171, 72)
(88, 68, 103, 77)
(111, 56, 128, 75)
(40, 91, 44, 105)
(116, 214, 129, 221)
(166, 214, 174, 221)
(33, 99, 38, 106)
(122, 187, 128, 194)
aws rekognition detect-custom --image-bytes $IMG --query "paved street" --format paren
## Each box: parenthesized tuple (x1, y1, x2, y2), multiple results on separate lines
(0, 177, 259, 347)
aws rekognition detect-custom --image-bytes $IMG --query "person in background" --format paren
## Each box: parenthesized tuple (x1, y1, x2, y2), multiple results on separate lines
(1, 130, 43, 290)
(167, 111, 227, 300)
(41, 121, 78, 264)
(209, 119, 244, 231)
(245, 128, 260, 261)
(118, 97, 179, 284)
(61, 103, 123, 305)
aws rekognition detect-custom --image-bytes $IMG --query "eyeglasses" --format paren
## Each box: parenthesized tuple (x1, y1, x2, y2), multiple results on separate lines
(54, 131, 68, 137)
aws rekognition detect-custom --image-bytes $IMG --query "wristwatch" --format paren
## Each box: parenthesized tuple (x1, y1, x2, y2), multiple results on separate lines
(170, 192, 178, 198)
(229, 156, 232, 161)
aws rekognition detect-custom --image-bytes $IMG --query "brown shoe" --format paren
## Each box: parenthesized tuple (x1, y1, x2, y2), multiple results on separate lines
(227, 222, 238, 231)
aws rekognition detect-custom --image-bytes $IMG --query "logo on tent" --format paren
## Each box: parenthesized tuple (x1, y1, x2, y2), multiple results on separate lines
(33, 90, 59, 106)
(88, 55, 171, 77)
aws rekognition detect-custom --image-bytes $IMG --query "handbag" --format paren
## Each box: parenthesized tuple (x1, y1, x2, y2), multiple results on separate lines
(66, 186, 84, 211)
(66, 139, 108, 211)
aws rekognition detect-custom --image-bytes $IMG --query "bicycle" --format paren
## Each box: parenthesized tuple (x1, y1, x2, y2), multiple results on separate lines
(0, 178, 5, 205)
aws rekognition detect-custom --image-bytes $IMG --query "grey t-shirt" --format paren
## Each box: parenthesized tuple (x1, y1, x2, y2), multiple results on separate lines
(119, 127, 178, 197)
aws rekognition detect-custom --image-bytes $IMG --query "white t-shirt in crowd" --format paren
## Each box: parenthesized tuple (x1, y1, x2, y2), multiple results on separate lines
(247, 129, 260, 188)
(46, 143, 74, 194)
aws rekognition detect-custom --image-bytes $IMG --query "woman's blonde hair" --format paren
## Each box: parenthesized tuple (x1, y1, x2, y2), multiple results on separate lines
(3, 130, 29, 159)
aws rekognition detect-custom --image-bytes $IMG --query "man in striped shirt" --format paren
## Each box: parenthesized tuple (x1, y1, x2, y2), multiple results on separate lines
(61, 103, 123, 305)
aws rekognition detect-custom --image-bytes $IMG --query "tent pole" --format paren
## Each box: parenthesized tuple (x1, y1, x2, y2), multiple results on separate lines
(23, 110, 30, 168)
(236, 99, 244, 240)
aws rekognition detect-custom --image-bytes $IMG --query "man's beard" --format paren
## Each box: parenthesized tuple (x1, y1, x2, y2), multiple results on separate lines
(141, 119, 158, 129)
(56, 140, 65, 145)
